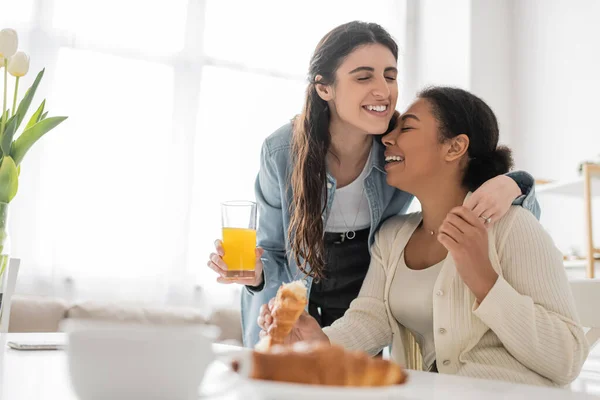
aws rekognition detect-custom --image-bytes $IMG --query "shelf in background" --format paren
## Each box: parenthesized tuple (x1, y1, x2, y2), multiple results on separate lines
(537, 176, 600, 197)
(563, 259, 600, 268)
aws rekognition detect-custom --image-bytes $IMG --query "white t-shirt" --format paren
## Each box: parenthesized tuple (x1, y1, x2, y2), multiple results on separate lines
(325, 155, 372, 233)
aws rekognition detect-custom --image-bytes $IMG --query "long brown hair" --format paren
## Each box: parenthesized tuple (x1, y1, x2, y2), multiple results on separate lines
(288, 21, 398, 280)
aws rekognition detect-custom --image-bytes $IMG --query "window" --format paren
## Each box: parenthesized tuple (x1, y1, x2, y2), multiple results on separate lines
(8, 0, 407, 308)
(53, 0, 188, 54)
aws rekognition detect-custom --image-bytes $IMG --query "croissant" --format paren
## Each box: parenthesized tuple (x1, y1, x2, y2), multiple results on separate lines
(234, 342, 407, 387)
(255, 280, 307, 352)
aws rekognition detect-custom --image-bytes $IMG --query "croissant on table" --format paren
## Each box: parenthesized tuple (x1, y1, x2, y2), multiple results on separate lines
(233, 342, 407, 387)
(255, 280, 308, 352)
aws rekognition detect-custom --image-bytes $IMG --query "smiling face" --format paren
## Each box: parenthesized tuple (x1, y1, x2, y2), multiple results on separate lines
(315, 43, 399, 135)
(381, 98, 468, 193)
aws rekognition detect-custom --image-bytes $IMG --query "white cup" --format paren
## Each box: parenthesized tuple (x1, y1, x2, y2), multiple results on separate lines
(61, 319, 221, 400)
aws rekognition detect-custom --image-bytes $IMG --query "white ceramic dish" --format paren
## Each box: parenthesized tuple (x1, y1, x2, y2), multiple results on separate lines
(61, 319, 221, 400)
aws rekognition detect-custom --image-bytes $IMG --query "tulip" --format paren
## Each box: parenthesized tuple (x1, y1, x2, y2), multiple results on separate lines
(8, 52, 29, 116)
(0, 29, 18, 59)
(0, 29, 18, 136)
(8, 52, 28, 78)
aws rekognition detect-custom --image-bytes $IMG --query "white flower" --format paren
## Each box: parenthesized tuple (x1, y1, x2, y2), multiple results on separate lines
(8, 51, 29, 77)
(0, 29, 18, 59)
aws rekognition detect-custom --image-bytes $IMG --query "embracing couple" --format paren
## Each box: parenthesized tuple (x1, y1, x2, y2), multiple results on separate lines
(206, 21, 588, 387)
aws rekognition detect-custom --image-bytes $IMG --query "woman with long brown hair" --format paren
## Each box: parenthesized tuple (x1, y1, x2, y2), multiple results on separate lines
(207, 21, 540, 347)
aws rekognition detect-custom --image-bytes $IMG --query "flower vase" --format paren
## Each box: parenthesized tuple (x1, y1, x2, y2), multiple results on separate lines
(0, 202, 11, 325)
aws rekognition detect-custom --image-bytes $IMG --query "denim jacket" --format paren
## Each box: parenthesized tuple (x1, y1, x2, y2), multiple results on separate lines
(241, 123, 540, 347)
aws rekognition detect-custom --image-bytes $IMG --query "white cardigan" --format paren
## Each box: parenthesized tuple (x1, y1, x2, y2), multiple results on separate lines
(323, 206, 589, 387)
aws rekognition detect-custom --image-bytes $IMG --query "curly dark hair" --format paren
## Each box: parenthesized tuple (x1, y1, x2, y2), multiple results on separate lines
(418, 86, 514, 191)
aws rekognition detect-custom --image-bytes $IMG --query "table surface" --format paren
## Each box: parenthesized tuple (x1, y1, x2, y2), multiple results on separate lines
(1, 333, 599, 400)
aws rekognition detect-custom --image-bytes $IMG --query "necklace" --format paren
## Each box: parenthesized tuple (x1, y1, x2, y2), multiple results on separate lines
(336, 185, 365, 242)
(419, 221, 435, 236)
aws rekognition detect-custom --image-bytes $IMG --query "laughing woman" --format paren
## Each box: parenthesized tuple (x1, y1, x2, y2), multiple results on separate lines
(258, 87, 588, 387)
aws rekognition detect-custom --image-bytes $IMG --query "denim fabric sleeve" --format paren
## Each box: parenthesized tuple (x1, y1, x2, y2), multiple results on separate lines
(506, 170, 541, 220)
(245, 141, 287, 295)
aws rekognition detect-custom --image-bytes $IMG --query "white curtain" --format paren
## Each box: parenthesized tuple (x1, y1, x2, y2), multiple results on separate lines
(2, 0, 407, 312)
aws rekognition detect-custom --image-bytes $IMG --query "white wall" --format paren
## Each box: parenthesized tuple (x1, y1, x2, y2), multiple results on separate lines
(510, 0, 600, 256)
(409, 0, 471, 97)
(511, 0, 600, 181)
(470, 0, 513, 146)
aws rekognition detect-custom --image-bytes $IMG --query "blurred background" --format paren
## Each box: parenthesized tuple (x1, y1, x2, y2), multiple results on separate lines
(1, 0, 599, 314)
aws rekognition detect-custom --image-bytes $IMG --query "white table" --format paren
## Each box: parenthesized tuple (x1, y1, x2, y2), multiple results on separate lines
(1, 333, 598, 400)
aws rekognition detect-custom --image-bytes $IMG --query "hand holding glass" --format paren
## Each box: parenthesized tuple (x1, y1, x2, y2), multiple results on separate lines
(221, 201, 257, 278)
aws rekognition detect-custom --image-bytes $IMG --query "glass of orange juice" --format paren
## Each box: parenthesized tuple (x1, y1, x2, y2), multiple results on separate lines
(221, 201, 257, 278)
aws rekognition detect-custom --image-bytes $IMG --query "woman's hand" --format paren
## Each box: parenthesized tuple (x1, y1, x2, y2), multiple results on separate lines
(207, 239, 265, 287)
(257, 298, 330, 345)
(465, 175, 521, 225)
(438, 206, 499, 303)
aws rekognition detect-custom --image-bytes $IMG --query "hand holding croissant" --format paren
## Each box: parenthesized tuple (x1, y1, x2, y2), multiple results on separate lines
(258, 299, 329, 346)
(255, 280, 328, 351)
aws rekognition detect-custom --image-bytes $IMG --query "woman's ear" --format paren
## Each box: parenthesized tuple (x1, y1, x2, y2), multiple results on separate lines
(445, 134, 469, 162)
(314, 74, 334, 101)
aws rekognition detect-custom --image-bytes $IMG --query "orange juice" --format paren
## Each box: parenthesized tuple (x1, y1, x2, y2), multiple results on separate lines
(222, 227, 256, 278)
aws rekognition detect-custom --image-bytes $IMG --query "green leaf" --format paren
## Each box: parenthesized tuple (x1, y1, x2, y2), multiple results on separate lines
(0, 108, 11, 152)
(14, 69, 45, 131)
(0, 115, 18, 156)
(0, 156, 19, 203)
(11, 116, 68, 166)
(40, 111, 48, 120)
(16, 165, 20, 177)
(1, 109, 10, 123)
(25, 100, 46, 131)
